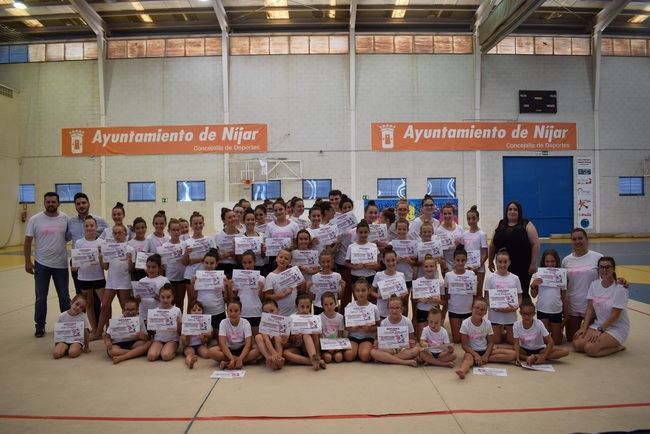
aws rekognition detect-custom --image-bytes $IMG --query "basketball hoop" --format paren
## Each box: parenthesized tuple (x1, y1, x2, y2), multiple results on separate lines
(241, 178, 252, 189)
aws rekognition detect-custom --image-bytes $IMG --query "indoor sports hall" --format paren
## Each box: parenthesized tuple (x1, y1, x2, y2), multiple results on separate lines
(0, 1, 649, 433)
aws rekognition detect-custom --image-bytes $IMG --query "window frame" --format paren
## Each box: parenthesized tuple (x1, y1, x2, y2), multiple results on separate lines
(176, 180, 206, 202)
(251, 180, 282, 201)
(618, 176, 645, 196)
(377, 177, 407, 199)
(55, 183, 82, 203)
(19, 184, 36, 204)
(302, 179, 332, 200)
(128, 181, 157, 203)
(426, 177, 457, 198)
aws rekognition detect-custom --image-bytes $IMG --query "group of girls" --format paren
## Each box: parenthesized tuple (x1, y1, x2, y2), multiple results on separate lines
(58, 194, 631, 377)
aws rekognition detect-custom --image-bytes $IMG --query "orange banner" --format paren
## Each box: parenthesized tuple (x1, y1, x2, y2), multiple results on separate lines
(62, 124, 267, 156)
(371, 122, 576, 151)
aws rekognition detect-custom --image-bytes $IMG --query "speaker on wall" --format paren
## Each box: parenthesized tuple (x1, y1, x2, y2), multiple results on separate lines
(519, 90, 557, 114)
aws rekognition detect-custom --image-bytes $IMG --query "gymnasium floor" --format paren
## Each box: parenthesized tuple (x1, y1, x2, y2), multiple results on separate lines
(1, 238, 648, 434)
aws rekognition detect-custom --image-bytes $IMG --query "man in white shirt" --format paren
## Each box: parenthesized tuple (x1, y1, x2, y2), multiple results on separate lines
(24, 192, 70, 338)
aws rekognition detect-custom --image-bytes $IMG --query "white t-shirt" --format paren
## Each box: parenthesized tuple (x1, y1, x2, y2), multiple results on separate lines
(409, 216, 440, 240)
(320, 311, 345, 339)
(587, 280, 630, 344)
(310, 272, 343, 308)
(160, 240, 186, 282)
(345, 242, 380, 278)
(234, 273, 265, 318)
(128, 238, 148, 256)
(562, 250, 603, 316)
(264, 271, 298, 316)
(513, 319, 548, 350)
(461, 229, 488, 272)
(421, 326, 450, 348)
(460, 317, 493, 351)
(346, 300, 380, 340)
(264, 221, 299, 246)
(218, 317, 252, 350)
(25, 212, 69, 269)
(444, 270, 477, 315)
(74, 238, 105, 281)
(532, 271, 565, 314)
(182, 236, 215, 280)
(484, 272, 522, 325)
(388, 239, 417, 281)
(144, 233, 170, 253)
(153, 305, 181, 343)
(435, 224, 463, 270)
(138, 275, 171, 318)
(105, 244, 136, 290)
(213, 231, 242, 265)
(372, 270, 406, 317)
(380, 315, 414, 334)
(57, 311, 91, 329)
(307, 225, 326, 255)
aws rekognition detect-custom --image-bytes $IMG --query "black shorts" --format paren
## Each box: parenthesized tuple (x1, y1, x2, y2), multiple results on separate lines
(78, 279, 106, 291)
(491, 322, 514, 327)
(416, 309, 430, 323)
(243, 316, 261, 327)
(313, 306, 324, 316)
(349, 336, 374, 344)
(475, 349, 486, 356)
(115, 340, 137, 350)
(537, 310, 564, 324)
(190, 344, 203, 352)
(230, 346, 244, 357)
(211, 312, 227, 330)
(449, 312, 471, 320)
(170, 280, 186, 285)
(522, 347, 543, 355)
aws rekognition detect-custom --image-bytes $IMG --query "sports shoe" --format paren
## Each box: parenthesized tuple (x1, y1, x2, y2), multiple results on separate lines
(35, 327, 45, 338)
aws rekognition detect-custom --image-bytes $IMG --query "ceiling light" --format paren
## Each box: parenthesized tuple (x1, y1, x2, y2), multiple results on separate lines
(265, 0, 289, 20)
(328, 0, 336, 19)
(391, 0, 408, 19)
(13, 1, 27, 9)
(627, 14, 648, 23)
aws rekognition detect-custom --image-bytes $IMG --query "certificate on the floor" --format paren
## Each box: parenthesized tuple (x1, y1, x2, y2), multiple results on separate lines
(472, 367, 508, 376)
(210, 370, 246, 379)
(520, 363, 555, 372)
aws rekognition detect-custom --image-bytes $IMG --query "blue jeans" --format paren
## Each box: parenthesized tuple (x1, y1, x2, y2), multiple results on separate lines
(34, 261, 70, 328)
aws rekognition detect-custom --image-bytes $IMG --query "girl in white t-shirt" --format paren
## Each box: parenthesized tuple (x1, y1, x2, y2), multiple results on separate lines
(265, 199, 300, 267)
(530, 249, 569, 345)
(129, 217, 149, 282)
(455, 298, 516, 380)
(573, 257, 630, 357)
(147, 284, 181, 362)
(513, 300, 569, 365)
(308, 252, 344, 315)
(254, 299, 286, 370)
(371, 246, 406, 319)
(290, 197, 310, 230)
(370, 296, 420, 367)
(283, 294, 327, 370)
(190, 249, 230, 334)
(345, 220, 381, 301)
(435, 203, 464, 273)
(99, 202, 134, 242)
(181, 300, 213, 369)
(253, 205, 268, 240)
(104, 296, 150, 364)
(319, 291, 346, 364)
(240, 209, 266, 270)
(231, 250, 265, 334)
(137, 254, 171, 320)
(484, 248, 523, 345)
(344, 278, 381, 363)
(182, 211, 214, 302)
(388, 219, 417, 316)
(53, 294, 90, 359)
(462, 206, 488, 297)
(264, 249, 303, 316)
(306, 205, 325, 253)
(72, 215, 105, 332)
(160, 218, 186, 312)
(179, 218, 190, 241)
(293, 229, 319, 285)
(419, 307, 456, 368)
(443, 246, 477, 344)
(144, 211, 170, 255)
(209, 297, 260, 369)
(214, 208, 242, 279)
(413, 254, 443, 339)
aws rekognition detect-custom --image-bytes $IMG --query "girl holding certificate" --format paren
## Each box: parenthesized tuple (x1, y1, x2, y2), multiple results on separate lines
(409, 195, 440, 239)
(419, 307, 456, 368)
(136, 254, 171, 321)
(443, 246, 477, 344)
(264, 199, 300, 270)
(182, 212, 213, 308)
(484, 248, 523, 345)
(283, 294, 326, 370)
(53, 294, 90, 359)
(573, 257, 630, 357)
(530, 249, 569, 345)
(190, 248, 230, 332)
(231, 250, 265, 333)
(209, 297, 260, 369)
(413, 254, 443, 340)
(159, 219, 186, 312)
(388, 219, 417, 316)
(104, 296, 150, 364)
(344, 220, 381, 311)
(344, 278, 381, 363)
(371, 246, 406, 319)
(147, 285, 181, 362)
(254, 300, 286, 370)
(181, 301, 213, 369)
(128, 217, 149, 282)
(253, 204, 268, 237)
(241, 209, 266, 270)
(143, 211, 170, 255)
(99, 202, 133, 242)
(370, 296, 420, 367)
(462, 206, 488, 297)
(306, 205, 325, 255)
(178, 218, 190, 241)
(264, 249, 302, 316)
(513, 300, 569, 365)
(214, 208, 242, 279)
(435, 203, 464, 274)
(309, 253, 344, 315)
(335, 197, 356, 307)
(294, 230, 319, 285)
(319, 291, 346, 363)
(289, 197, 310, 230)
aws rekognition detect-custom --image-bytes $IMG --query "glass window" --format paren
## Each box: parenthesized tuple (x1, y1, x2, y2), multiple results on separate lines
(377, 178, 407, 199)
(427, 177, 457, 198)
(302, 179, 332, 200)
(55, 183, 82, 203)
(19, 184, 36, 204)
(252, 180, 281, 201)
(128, 182, 156, 202)
(619, 177, 644, 196)
(177, 181, 206, 202)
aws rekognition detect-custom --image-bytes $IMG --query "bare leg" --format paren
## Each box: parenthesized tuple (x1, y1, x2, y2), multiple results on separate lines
(503, 325, 514, 345)
(184, 346, 198, 369)
(116, 290, 129, 310)
(302, 335, 324, 370)
(370, 348, 418, 367)
(548, 348, 570, 360)
(449, 318, 463, 344)
(492, 324, 504, 344)
(572, 330, 587, 353)
(147, 340, 164, 361)
(68, 343, 83, 358)
(358, 341, 374, 363)
(53, 342, 69, 359)
(489, 347, 517, 363)
(113, 340, 151, 364)
(94, 289, 116, 340)
(208, 346, 226, 362)
(333, 351, 344, 362)
(549, 321, 564, 346)
(416, 321, 427, 342)
(476, 271, 485, 299)
(243, 346, 261, 364)
(283, 347, 313, 366)
(565, 315, 583, 343)
(172, 281, 186, 313)
(160, 341, 178, 361)
(197, 345, 210, 359)
(584, 333, 625, 358)
(421, 350, 456, 368)
(455, 352, 475, 379)
(83, 289, 97, 331)
(344, 341, 359, 362)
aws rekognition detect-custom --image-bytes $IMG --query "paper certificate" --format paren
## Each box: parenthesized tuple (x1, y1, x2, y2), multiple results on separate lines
(391, 240, 417, 257)
(291, 250, 319, 267)
(447, 274, 477, 295)
(101, 242, 127, 261)
(412, 278, 441, 299)
(181, 314, 212, 336)
(71, 248, 100, 268)
(344, 305, 375, 327)
(312, 225, 337, 245)
(472, 367, 508, 377)
(350, 244, 378, 264)
(277, 266, 305, 288)
(131, 281, 157, 298)
(377, 326, 409, 349)
(293, 218, 310, 230)
(377, 275, 408, 299)
(265, 237, 292, 256)
(216, 235, 237, 255)
(417, 240, 443, 260)
(259, 313, 291, 337)
(320, 338, 352, 350)
(466, 250, 481, 269)
(157, 244, 183, 264)
(520, 363, 555, 372)
(54, 321, 84, 344)
(186, 237, 215, 260)
(234, 236, 262, 255)
(147, 309, 178, 331)
(332, 211, 358, 233)
(537, 267, 567, 288)
(108, 317, 141, 342)
(290, 314, 322, 334)
(232, 269, 260, 292)
(312, 274, 341, 294)
(489, 288, 519, 309)
(210, 370, 246, 379)
(195, 270, 225, 291)
(368, 224, 388, 242)
(135, 251, 150, 270)
(435, 233, 455, 250)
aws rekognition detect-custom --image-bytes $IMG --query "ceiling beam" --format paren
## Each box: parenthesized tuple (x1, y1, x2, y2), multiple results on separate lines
(68, 0, 106, 36)
(593, 0, 631, 34)
(349, 0, 356, 31)
(209, 0, 229, 34)
(478, 0, 544, 53)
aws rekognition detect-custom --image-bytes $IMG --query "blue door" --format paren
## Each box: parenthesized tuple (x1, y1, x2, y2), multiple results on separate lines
(503, 157, 573, 237)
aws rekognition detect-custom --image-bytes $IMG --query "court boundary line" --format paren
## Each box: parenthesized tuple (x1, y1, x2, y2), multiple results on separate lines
(1, 402, 649, 423)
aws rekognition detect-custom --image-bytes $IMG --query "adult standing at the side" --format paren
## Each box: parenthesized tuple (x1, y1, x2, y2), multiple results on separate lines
(488, 201, 540, 300)
(24, 192, 71, 338)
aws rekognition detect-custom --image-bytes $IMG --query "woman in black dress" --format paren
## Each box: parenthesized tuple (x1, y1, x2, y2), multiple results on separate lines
(488, 201, 540, 299)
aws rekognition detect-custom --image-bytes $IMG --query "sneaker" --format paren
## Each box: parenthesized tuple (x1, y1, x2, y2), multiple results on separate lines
(35, 327, 45, 338)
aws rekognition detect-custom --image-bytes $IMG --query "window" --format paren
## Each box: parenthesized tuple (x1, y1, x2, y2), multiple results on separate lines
(19, 184, 35, 204)
(252, 180, 281, 201)
(55, 183, 82, 203)
(427, 177, 457, 198)
(128, 182, 156, 202)
(377, 178, 407, 199)
(177, 181, 206, 202)
(302, 179, 332, 200)
(619, 177, 644, 196)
